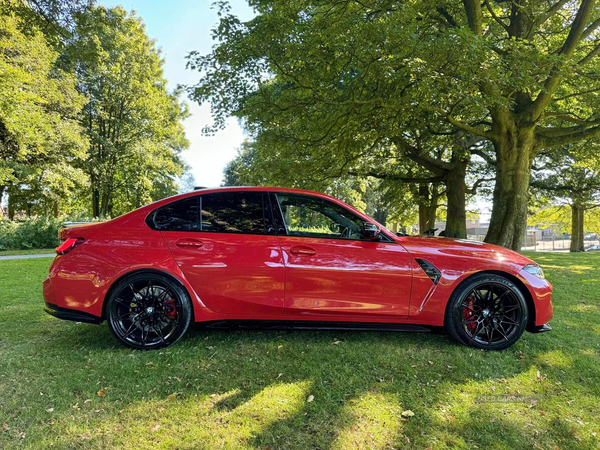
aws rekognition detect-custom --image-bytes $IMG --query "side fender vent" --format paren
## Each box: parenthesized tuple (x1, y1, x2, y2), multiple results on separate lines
(415, 258, 441, 284)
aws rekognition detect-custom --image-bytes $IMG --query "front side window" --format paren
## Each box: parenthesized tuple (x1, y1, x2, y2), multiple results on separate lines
(152, 197, 200, 232)
(201, 192, 265, 234)
(276, 194, 365, 239)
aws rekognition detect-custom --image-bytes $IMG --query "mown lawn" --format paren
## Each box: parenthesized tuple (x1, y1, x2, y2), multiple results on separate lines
(0, 253, 599, 449)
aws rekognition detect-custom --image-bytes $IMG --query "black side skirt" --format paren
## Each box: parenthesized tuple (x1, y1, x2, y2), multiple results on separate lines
(528, 324, 552, 333)
(201, 320, 433, 333)
(44, 302, 102, 324)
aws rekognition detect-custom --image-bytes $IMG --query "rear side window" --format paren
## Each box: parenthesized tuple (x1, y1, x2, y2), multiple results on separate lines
(152, 197, 199, 231)
(201, 192, 265, 234)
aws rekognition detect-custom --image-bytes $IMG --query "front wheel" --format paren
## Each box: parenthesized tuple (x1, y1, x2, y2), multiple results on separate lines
(106, 272, 192, 350)
(445, 274, 528, 351)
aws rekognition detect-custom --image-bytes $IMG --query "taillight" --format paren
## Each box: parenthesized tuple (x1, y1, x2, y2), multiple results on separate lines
(56, 238, 85, 255)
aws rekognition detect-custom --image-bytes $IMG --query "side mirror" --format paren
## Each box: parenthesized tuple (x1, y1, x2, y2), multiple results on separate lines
(363, 222, 380, 239)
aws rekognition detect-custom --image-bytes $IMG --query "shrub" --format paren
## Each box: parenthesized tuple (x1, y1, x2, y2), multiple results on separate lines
(0, 216, 63, 250)
(0, 214, 104, 250)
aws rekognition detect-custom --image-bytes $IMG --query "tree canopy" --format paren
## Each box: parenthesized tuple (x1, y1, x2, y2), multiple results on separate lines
(188, 0, 600, 250)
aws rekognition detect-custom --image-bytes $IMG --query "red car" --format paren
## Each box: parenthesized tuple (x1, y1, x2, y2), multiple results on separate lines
(43, 187, 553, 351)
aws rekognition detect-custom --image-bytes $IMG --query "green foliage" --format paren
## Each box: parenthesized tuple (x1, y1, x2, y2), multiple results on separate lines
(0, 216, 62, 249)
(0, 11, 88, 186)
(58, 5, 189, 217)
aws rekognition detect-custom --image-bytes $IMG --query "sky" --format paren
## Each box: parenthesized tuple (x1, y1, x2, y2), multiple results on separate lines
(102, 0, 256, 188)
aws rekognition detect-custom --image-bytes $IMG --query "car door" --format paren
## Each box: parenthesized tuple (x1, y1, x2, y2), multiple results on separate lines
(153, 191, 285, 316)
(271, 193, 412, 318)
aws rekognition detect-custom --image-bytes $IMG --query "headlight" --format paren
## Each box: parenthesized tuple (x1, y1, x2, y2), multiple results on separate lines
(523, 264, 545, 279)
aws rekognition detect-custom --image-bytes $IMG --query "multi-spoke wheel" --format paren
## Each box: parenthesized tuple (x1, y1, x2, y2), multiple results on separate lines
(106, 272, 192, 350)
(445, 273, 528, 350)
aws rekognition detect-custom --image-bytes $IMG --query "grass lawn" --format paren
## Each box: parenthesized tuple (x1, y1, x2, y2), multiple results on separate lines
(0, 248, 55, 256)
(0, 253, 599, 449)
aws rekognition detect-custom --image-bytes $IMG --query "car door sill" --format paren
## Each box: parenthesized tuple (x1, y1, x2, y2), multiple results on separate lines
(200, 320, 432, 333)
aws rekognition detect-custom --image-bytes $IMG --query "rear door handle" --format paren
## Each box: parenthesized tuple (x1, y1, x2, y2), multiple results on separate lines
(290, 245, 316, 256)
(175, 238, 204, 248)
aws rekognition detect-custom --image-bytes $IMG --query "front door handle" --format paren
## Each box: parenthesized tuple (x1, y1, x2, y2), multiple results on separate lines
(290, 245, 317, 256)
(175, 238, 204, 248)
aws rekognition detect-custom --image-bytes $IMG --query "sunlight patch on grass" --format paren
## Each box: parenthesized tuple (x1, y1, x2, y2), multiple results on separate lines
(332, 392, 404, 450)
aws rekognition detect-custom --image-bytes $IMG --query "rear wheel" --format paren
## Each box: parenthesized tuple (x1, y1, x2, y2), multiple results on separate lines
(445, 273, 528, 351)
(106, 272, 192, 350)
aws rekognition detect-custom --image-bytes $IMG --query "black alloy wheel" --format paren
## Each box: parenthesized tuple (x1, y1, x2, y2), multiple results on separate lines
(445, 273, 528, 350)
(107, 272, 192, 350)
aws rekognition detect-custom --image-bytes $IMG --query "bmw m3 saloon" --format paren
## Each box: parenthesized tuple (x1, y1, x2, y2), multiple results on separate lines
(43, 187, 553, 350)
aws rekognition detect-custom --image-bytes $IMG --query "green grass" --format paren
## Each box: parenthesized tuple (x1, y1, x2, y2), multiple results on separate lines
(0, 248, 55, 256)
(1, 253, 599, 449)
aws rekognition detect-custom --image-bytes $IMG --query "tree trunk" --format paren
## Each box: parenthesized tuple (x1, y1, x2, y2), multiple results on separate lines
(444, 162, 467, 238)
(570, 204, 585, 252)
(485, 122, 536, 250)
(0, 185, 5, 217)
(100, 192, 110, 217)
(92, 188, 100, 218)
(418, 183, 439, 234)
(7, 185, 15, 220)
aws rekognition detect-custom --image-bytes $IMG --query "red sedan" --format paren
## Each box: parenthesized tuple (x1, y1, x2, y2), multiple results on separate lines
(43, 187, 553, 351)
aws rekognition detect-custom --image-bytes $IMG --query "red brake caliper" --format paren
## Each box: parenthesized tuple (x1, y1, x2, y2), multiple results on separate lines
(463, 297, 476, 331)
(164, 299, 177, 320)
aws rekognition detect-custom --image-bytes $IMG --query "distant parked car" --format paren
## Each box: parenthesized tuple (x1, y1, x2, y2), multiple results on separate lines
(586, 245, 600, 252)
(43, 187, 553, 351)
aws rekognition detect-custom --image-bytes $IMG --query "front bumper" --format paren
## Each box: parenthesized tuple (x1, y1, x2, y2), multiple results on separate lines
(44, 302, 102, 324)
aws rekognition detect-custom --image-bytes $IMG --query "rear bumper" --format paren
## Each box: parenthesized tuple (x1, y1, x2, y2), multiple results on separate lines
(44, 302, 102, 324)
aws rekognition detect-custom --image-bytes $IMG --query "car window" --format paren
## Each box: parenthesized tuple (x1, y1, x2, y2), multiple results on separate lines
(275, 194, 364, 239)
(153, 197, 200, 232)
(201, 192, 265, 234)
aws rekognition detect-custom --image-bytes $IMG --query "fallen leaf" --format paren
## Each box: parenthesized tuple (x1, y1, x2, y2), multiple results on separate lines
(1, 423, 8, 432)
(151, 424, 161, 432)
(84, 399, 92, 404)
(168, 393, 177, 399)
(401, 410, 415, 417)
(307, 395, 314, 403)
(277, 345, 283, 349)
(46, 408, 54, 413)
(332, 341, 342, 345)
(209, 394, 217, 398)
(276, 373, 283, 380)
(428, 361, 434, 365)
(97, 389, 106, 397)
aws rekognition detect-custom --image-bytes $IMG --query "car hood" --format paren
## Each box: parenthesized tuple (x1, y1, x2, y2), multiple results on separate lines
(396, 235, 535, 266)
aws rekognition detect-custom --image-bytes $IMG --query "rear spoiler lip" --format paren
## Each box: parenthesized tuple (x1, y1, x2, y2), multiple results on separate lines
(61, 221, 95, 228)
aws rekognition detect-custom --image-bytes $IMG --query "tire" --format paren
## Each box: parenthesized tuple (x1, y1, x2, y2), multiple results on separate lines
(106, 272, 192, 350)
(444, 273, 528, 351)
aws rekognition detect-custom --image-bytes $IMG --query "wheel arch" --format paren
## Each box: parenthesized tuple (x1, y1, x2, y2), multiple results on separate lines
(447, 270, 536, 330)
(101, 268, 191, 321)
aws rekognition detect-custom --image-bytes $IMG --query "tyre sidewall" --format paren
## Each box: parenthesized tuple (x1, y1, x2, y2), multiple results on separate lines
(445, 274, 528, 351)
(106, 272, 192, 350)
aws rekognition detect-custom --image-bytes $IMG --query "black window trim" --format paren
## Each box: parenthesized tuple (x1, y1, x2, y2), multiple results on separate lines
(270, 191, 395, 243)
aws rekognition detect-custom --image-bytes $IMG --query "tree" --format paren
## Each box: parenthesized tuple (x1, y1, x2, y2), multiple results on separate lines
(2, 0, 95, 47)
(63, 6, 189, 217)
(188, 0, 600, 250)
(531, 145, 600, 251)
(0, 11, 87, 216)
(178, 168, 196, 194)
